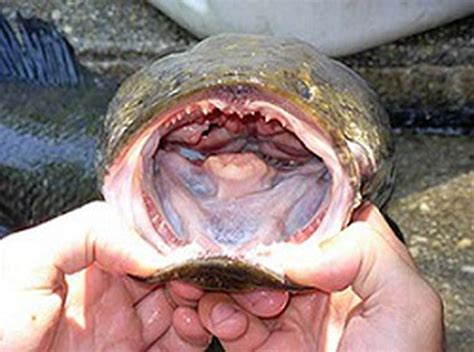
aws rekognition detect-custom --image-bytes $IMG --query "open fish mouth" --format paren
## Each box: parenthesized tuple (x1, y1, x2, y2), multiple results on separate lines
(100, 34, 393, 291)
(103, 84, 353, 290)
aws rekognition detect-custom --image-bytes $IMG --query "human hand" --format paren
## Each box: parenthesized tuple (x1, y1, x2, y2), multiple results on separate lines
(0, 202, 210, 351)
(198, 204, 444, 351)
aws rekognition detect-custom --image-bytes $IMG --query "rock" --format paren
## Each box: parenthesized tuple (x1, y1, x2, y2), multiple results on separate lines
(456, 238, 473, 250)
(461, 265, 474, 274)
(409, 246, 420, 258)
(411, 235, 429, 244)
(431, 240, 443, 249)
(419, 202, 430, 213)
(51, 9, 61, 20)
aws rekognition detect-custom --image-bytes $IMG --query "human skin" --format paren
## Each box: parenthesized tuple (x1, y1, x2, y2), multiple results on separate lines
(0, 203, 444, 351)
(198, 205, 445, 351)
(0, 202, 210, 351)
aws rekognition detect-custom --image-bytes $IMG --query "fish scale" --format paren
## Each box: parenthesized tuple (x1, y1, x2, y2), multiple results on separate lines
(0, 14, 117, 236)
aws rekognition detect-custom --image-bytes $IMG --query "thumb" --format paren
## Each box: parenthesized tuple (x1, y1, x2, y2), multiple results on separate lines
(284, 205, 419, 299)
(284, 205, 443, 349)
(1, 201, 163, 290)
(0, 201, 164, 351)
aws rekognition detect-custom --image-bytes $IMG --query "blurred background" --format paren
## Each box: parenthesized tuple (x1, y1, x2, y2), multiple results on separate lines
(1, 1, 472, 350)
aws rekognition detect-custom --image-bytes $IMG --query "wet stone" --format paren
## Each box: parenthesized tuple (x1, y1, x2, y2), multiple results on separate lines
(456, 238, 473, 250)
(419, 202, 430, 213)
(387, 133, 474, 352)
(461, 265, 474, 274)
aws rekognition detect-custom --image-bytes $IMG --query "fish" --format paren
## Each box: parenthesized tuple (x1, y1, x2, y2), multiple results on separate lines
(0, 14, 394, 291)
(0, 13, 117, 236)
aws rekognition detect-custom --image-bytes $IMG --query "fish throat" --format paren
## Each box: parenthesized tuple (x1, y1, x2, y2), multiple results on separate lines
(147, 98, 331, 247)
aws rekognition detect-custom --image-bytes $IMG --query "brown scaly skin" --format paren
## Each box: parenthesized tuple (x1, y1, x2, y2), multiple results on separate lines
(130, 257, 311, 292)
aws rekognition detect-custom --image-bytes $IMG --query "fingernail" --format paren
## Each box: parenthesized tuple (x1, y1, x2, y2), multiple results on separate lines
(235, 290, 289, 318)
(211, 302, 239, 326)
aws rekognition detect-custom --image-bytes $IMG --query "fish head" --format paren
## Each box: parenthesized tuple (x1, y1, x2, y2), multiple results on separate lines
(100, 34, 394, 291)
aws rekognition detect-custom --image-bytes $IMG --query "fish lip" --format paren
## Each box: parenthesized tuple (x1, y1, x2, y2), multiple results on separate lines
(102, 83, 356, 288)
(129, 255, 314, 292)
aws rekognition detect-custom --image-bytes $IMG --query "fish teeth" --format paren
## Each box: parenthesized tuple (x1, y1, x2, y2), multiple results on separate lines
(224, 106, 235, 116)
(199, 101, 212, 115)
(209, 99, 227, 111)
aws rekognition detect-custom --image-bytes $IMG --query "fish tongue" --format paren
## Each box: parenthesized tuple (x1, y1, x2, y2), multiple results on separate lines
(202, 152, 275, 199)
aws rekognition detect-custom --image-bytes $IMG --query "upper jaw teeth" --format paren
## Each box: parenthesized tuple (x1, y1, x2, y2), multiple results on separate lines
(198, 101, 212, 115)
(165, 98, 290, 130)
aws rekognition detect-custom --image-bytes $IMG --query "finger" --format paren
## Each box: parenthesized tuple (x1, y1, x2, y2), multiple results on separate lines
(199, 293, 271, 351)
(244, 292, 333, 351)
(284, 204, 444, 351)
(354, 204, 416, 268)
(232, 290, 289, 318)
(353, 203, 395, 236)
(135, 288, 173, 346)
(136, 285, 209, 348)
(172, 306, 211, 347)
(283, 212, 422, 299)
(1, 201, 163, 290)
(148, 326, 206, 352)
(338, 206, 444, 351)
(167, 281, 204, 307)
(123, 276, 162, 304)
(53, 202, 163, 276)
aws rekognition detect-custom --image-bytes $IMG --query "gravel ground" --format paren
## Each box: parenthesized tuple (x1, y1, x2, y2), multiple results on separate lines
(387, 134, 474, 351)
(1, 1, 473, 350)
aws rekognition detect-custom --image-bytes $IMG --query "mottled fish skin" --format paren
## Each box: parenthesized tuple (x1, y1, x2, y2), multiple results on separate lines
(0, 13, 117, 234)
(101, 34, 394, 208)
(0, 80, 116, 233)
